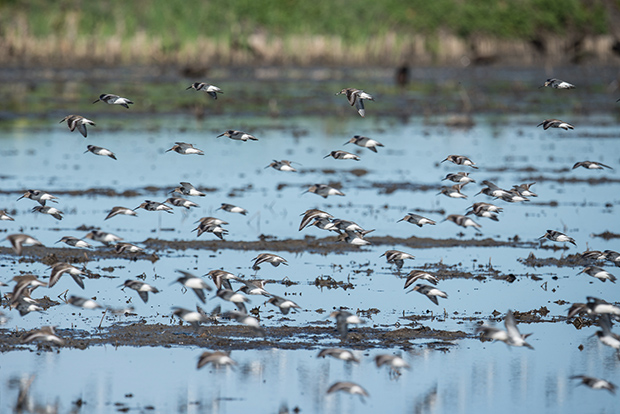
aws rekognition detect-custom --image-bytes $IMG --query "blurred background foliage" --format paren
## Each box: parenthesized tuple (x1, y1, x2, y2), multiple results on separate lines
(0, 0, 617, 66)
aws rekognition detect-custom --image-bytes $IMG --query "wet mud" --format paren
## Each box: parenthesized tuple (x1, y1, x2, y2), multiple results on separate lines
(0, 235, 538, 263)
(0, 323, 470, 352)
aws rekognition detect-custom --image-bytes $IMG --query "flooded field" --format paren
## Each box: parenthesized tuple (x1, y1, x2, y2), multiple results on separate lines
(1, 66, 620, 413)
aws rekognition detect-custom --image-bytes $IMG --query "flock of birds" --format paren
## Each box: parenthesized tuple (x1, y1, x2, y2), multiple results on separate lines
(1, 76, 619, 405)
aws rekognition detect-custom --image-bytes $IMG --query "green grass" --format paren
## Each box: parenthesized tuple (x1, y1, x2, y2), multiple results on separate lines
(0, 0, 611, 65)
(1, 0, 610, 41)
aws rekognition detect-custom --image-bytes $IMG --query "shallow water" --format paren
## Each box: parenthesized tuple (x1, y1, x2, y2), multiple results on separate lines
(1, 71, 620, 413)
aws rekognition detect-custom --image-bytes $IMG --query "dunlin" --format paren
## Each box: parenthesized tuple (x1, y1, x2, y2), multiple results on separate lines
(195, 216, 229, 227)
(404, 270, 439, 287)
(172, 270, 212, 304)
(114, 242, 144, 254)
(476, 180, 509, 198)
(441, 155, 478, 169)
(56, 236, 92, 249)
(93, 93, 133, 108)
(166, 142, 204, 155)
(68, 295, 103, 310)
(18, 189, 58, 206)
(9, 275, 47, 306)
(165, 197, 199, 209)
(304, 184, 345, 198)
(223, 310, 264, 335)
(59, 115, 95, 137)
(299, 209, 333, 231)
(216, 288, 249, 313)
(309, 218, 339, 232)
(217, 203, 248, 215)
(337, 231, 371, 246)
(380, 250, 415, 269)
(539, 229, 576, 246)
(134, 200, 173, 213)
(537, 119, 574, 130)
(207, 270, 238, 290)
(267, 295, 301, 315)
(329, 310, 363, 340)
(22, 326, 64, 346)
(105, 206, 137, 220)
(570, 376, 616, 394)
(327, 381, 369, 400)
(445, 214, 481, 228)
(332, 219, 373, 235)
(594, 314, 620, 351)
(317, 348, 360, 363)
(0, 210, 14, 221)
(374, 354, 410, 371)
(466, 202, 500, 221)
(605, 250, 620, 265)
(540, 78, 575, 89)
(193, 222, 228, 239)
(217, 130, 258, 141)
(252, 253, 287, 270)
(498, 189, 530, 203)
(397, 213, 436, 227)
(172, 307, 206, 328)
(568, 297, 620, 319)
(324, 150, 360, 161)
(476, 310, 534, 349)
(407, 283, 448, 305)
(572, 161, 613, 170)
(437, 184, 467, 199)
(265, 160, 297, 172)
(49, 262, 85, 289)
(32, 205, 63, 220)
(6, 234, 43, 255)
(335, 88, 374, 117)
(84, 145, 117, 159)
(186, 82, 223, 99)
(238, 279, 269, 296)
(121, 279, 159, 303)
(512, 183, 538, 197)
(84, 230, 123, 245)
(577, 266, 616, 283)
(172, 182, 206, 197)
(443, 172, 475, 185)
(344, 135, 384, 152)
(581, 250, 607, 261)
(197, 351, 236, 369)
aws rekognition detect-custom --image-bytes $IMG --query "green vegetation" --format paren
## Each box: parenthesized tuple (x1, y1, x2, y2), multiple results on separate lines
(0, 0, 613, 65)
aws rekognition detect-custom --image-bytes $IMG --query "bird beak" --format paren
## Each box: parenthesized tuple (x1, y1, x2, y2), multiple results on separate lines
(83, 149, 89, 154)
(396, 218, 404, 223)
(216, 133, 225, 138)
(264, 165, 270, 169)
(185, 86, 192, 90)
(16, 195, 25, 201)
(323, 154, 330, 159)
(92, 99, 100, 104)
(343, 141, 350, 145)
(440, 159, 447, 163)
(301, 190, 309, 195)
